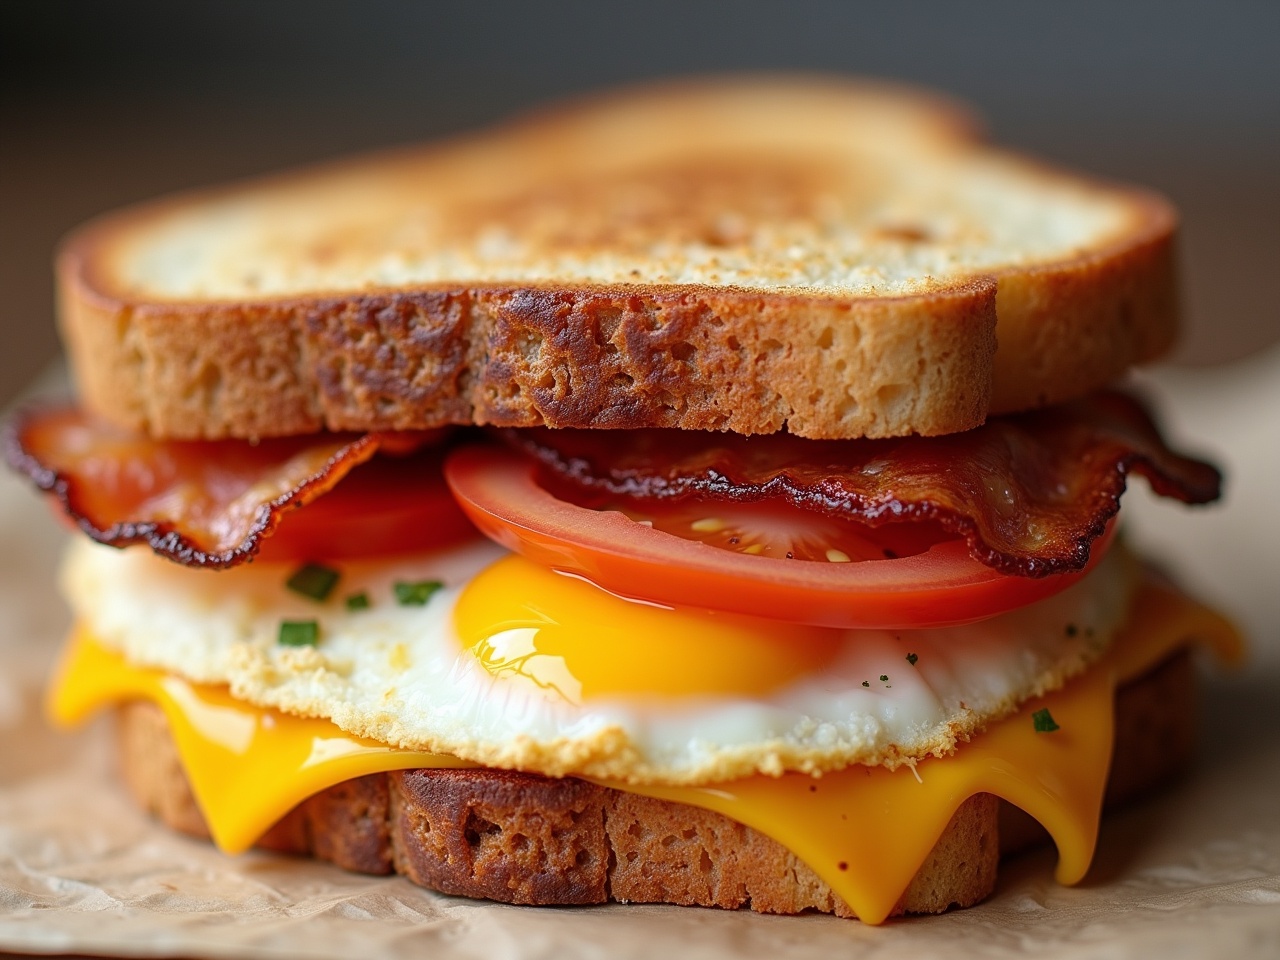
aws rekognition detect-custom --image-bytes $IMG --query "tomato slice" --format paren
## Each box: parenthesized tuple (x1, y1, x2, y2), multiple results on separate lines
(556, 487, 954, 563)
(253, 448, 480, 563)
(444, 444, 1115, 629)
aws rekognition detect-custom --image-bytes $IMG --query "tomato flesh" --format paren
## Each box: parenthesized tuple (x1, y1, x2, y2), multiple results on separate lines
(254, 449, 480, 563)
(445, 444, 1115, 630)
(557, 481, 953, 563)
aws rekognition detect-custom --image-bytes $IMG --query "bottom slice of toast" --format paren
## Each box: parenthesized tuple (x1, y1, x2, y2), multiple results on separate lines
(114, 650, 1195, 920)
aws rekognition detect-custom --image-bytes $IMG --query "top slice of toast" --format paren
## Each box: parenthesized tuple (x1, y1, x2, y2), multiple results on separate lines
(59, 76, 1177, 440)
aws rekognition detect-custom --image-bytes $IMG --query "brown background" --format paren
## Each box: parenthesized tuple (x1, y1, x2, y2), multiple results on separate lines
(2, 0, 1278, 409)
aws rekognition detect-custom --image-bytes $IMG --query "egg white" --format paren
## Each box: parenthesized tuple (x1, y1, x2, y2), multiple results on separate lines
(61, 536, 1136, 785)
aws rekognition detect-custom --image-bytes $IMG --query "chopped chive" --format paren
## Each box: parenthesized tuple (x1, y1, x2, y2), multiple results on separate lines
(394, 579, 444, 606)
(286, 563, 340, 601)
(345, 592, 370, 611)
(906, 653, 918, 666)
(879, 674, 889, 682)
(1032, 708, 1061, 733)
(279, 620, 319, 647)
(861, 680, 870, 688)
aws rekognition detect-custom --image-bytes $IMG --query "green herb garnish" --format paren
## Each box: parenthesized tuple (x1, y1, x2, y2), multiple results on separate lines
(879, 674, 889, 682)
(279, 620, 320, 647)
(906, 653, 918, 666)
(394, 580, 444, 606)
(1032, 708, 1060, 733)
(286, 563, 340, 601)
(861, 680, 870, 688)
(345, 592, 370, 611)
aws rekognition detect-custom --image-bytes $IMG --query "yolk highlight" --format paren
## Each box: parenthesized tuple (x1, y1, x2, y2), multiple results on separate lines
(454, 554, 843, 703)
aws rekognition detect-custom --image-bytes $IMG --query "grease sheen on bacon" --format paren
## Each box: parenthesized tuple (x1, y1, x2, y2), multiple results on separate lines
(506, 391, 1221, 577)
(4, 407, 431, 567)
(7, 391, 1218, 577)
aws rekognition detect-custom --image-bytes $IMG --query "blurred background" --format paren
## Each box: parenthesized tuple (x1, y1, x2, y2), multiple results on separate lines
(2, 0, 1277, 408)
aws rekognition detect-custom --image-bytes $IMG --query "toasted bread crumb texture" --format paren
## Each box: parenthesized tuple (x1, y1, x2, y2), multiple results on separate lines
(114, 649, 1192, 919)
(63, 284, 996, 439)
(61, 77, 1176, 439)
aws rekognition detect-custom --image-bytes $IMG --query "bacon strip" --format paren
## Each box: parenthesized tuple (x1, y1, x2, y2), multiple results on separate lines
(7, 391, 1219, 578)
(3, 407, 429, 568)
(505, 391, 1221, 577)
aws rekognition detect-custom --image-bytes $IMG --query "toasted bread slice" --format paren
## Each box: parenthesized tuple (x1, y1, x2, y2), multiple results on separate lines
(114, 649, 1195, 919)
(61, 76, 1176, 441)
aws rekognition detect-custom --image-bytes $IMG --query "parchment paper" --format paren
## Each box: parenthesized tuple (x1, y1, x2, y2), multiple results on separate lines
(2, 354, 1279, 959)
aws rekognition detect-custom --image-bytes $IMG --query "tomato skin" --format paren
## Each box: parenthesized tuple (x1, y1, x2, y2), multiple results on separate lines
(253, 453, 480, 563)
(444, 444, 1115, 630)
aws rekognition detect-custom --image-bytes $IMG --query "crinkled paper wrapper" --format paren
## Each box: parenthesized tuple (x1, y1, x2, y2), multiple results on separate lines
(2, 354, 1279, 959)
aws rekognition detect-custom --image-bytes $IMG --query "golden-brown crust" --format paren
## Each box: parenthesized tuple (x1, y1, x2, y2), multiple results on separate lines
(502, 74, 988, 149)
(989, 189, 1178, 413)
(112, 649, 1195, 919)
(57, 77, 1177, 441)
(391, 768, 611, 905)
(60, 279, 998, 441)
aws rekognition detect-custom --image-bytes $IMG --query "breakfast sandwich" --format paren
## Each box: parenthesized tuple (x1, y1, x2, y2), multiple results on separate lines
(4, 77, 1240, 923)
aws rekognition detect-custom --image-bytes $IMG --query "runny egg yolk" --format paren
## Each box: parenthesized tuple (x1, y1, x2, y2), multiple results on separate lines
(454, 555, 844, 703)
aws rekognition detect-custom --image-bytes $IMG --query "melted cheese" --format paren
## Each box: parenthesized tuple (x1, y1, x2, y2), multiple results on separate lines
(47, 579, 1239, 925)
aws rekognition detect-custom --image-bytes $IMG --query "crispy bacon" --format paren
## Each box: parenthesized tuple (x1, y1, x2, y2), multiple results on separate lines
(6, 391, 1220, 578)
(505, 391, 1221, 577)
(3, 406, 432, 568)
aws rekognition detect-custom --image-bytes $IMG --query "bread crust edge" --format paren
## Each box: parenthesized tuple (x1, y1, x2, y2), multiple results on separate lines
(58, 265, 1001, 441)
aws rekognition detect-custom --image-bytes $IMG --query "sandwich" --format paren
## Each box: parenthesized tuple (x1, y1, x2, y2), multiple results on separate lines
(3, 77, 1241, 923)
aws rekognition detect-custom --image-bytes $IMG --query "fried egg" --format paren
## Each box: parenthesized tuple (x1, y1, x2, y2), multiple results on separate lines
(61, 536, 1136, 785)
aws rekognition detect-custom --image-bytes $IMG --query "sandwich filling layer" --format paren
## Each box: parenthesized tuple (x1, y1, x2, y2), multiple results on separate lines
(63, 536, 1139, 783)
(49, 575, 1240, 924)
